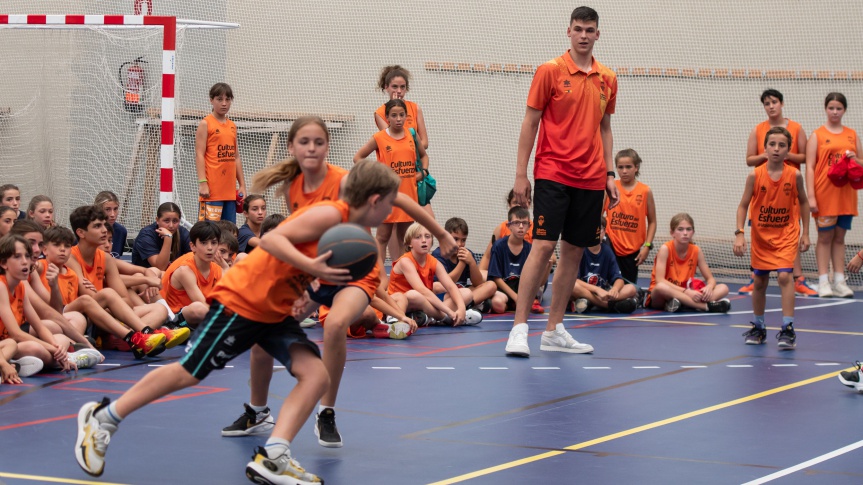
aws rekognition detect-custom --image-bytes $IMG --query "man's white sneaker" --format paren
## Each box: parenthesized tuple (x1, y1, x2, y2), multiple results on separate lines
(818, 281, 834, 298)
(505, 324, 530, 357)
(833, 280, 854, 298)
(540, 328, 594, 354)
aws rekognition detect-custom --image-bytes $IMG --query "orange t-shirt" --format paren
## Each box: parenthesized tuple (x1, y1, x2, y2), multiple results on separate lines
(70, 246, 105, 291)
(317, 260, 382, 325)
(813, 125, 859, 217)
(288, 163, 347, 213)
(755, 119, 803, 169)
(0, 275, 25, 340)
(374, 129, 418, 223)
(201, 113, 238, 201)
(209, 200, 350, 323)
(498, 220, 534, 244)
(528, 52, 617, 191)
(37, 261, 80, 306)
(161, 252, 223, 313)
(605, 180, 651, 256)
(388, 251, 437, 295)
(649, 241, 699, 292)
(749, 164, 800, 270)
(375, 100, 419, 132)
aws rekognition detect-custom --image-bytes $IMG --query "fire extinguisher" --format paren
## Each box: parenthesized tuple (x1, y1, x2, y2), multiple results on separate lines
(119, 56, 147, 113)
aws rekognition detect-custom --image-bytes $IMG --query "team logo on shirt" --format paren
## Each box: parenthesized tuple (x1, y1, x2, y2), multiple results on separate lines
(760, 185, 767, 194)
(563, 80, 571, 87)
(215, 128, 220, 134)
(783, 183, 792, 196)
(538, 215, 544, 226)
(635, 194, 643, 205)
(386, 146, 392, 152)
(825, 138, 831, 144)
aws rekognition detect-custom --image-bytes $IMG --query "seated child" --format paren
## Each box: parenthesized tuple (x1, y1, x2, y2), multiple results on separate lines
(94, 191, 128, 257)
(160, 221, 224, 327)
(41, 226, 167, 356)
(237, 195, 266, 253)
(432, 217, 506, 314)
(131, 202, 192, 270)
(26, 195, 55, 229)
(488, 206, 544, 313)
(0, 184, 25, 219)
(0, 206, 15, 237)
(648, 213, 731, 313)
(100, 223, 164, 303)
(217, 230, 239, 269)
(570, 219, 639, 314)
(388, 222, 479, 326)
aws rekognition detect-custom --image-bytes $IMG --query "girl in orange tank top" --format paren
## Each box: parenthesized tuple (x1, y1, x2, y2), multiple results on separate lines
(374, 65, 428, 149)
(648, 214, 730, 313)
(805, 92, 863, 298)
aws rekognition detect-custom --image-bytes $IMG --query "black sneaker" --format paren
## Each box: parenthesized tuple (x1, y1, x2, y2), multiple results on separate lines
(707, 298, 731, 313)
(610, 297, 637, 314)
(477, 298, 493, 314)
(221, 403, 275, 437)
(315, 408, 343, 448)
(776, 324, 797, 349)
(742, 324, 766, 345)
(408, 311, 430, 327)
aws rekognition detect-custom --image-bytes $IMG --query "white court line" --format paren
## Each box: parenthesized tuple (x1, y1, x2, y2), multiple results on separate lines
(531, 367, 560, 370)
(681, 365, 707, 368)
(771, 364, 798, 367)
(479, 367, 508, 370)
(741, 438, 863, 484)
(727, 365, 753, 368)
(633, 366, 660, 369)
(372, 366, 401, 370)
(583, 366, 611, 369)
(619, 299, 857, 320)
(427, 367, 455, 370)
(147, 364, 165, 367)
(815, 363, 842, 366)
(273, 366, 286, 369)
(97, 363, 121, 366)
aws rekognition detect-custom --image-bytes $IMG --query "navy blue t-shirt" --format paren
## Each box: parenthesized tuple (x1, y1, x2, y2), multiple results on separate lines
(237, 223, 255, 253)
(578, 242, 623, 290)
(111, 222, 128, 257)
(488, 236, 531, 281)
(131, 222, 191, 268)
(431, 247, 474, 286)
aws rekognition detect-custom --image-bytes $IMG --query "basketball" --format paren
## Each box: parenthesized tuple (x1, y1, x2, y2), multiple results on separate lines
(317, 223, 378, 281)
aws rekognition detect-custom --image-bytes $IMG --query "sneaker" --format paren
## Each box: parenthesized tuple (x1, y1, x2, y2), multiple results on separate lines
(664, 298, 681, 313)
(10, 356, 43, 377)
(531, 299, 545, 314)
(246, 446, 323, 485)
(300, 317, 317, 328)
(315, 408, 343, 448)
(372, 322, 412, 339)
(221, 403, 275, 437)
(151, 326, 191, 349)
(838, 361, 863, 391)
(74, 398, 117, 477)
(818, 281, 834, 298)
(738, 279, 755, 295)
(476, 298, 492, 314)
(706, 298, 731, 313)
(794, 276, 818, 297)
(408, 311, 430, 327)
(573, 298, 589, 314)
(776, 324, 797, 349)
(463, 309, 483, 326)
(128, 331, 167, 357)
(833, 280, 854, 298)
(70, 349, 103, 369)
(742, 324, 767, 345)
(540, 328, 594, 354)
(609, 297, 637, 314)
(505, 324, 530, 357)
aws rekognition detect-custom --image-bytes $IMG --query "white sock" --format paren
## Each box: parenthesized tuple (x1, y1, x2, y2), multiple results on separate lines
(95, 401, 123, 426)
(819, 274, 829, 285)
(512, 322, 529, 334)
(835, 272, 846, 284)
(318, 404, 333, 415)
(249, 403, 268, 414)
(264, 437, 290, 458)
(156, 298, 177, 322)
(555, 323, 566, 333)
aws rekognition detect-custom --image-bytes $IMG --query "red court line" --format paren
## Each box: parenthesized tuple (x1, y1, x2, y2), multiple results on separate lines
(0, 413, 77, 431)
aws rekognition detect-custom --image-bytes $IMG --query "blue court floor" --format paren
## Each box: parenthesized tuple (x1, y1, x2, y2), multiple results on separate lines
(1, 284, 863, 484)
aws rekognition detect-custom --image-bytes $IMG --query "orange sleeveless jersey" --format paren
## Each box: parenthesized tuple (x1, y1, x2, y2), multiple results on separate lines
(317, 260, 382, 325)
(375, 100, 419, 132)
(388, 251, 437, 295)
(813, 126, 859, 217)
(160, 252, 223, 313)
(498, 220, 534, 244)
(374, 130, 418, 223)
(755, 119, 803, 169)
(648, 241, 699, 292)
(37, 261, 80, 306)
(605, 180, 650, 255)
(0, 275, 24, 340)
(70, 246, 105, 291)
(209, 200, 350, 323)
(202, 114, 238, 201)
(288, 163, 347, 213)
(748, 165, 800, 269)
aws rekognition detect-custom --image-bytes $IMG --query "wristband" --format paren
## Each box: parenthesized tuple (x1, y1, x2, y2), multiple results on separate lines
(198, 179, 207, 183)
(607, 171, 616, 178)
(642, 242, 652, 249)
(163, 234, 173, 239)
(422, 168, 429, 176)
(734, 229, 744, 236)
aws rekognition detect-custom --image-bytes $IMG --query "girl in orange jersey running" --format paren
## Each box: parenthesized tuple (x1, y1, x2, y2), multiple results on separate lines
(735, 127, 811, 349)
(26, 195, 54, 229)
(605, 149, 656, 286)
(806, 92, 863, 298)
(355, 98, 429, 263)
(648, 214, 731, 313)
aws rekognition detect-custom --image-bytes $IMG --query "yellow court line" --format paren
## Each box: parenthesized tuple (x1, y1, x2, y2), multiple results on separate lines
(0, 472, 129, 485)
(427, 368, 848, 485)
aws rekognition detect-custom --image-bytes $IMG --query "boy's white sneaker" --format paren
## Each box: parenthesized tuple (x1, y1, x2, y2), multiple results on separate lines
(70, 349, 103, 369)
(818, 281, 834, 298)
(505, 324, 530, 357)
(540, 326, 594, 354)
(10, 356, 43, 377)
(833, 280, 854, 298)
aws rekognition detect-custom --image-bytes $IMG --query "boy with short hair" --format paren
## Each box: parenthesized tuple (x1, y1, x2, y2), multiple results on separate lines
(570, 219, 639, 314)
(488, 206, 544, 314)
(160, 221, 223, 327)
(432, 217, 506, 313)
(734, 126, 810, 348)
(217, 230, 239, 269)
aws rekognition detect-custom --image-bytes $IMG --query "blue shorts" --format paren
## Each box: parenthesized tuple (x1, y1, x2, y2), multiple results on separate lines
(198, 200, 237, 223)
(752, 268, 793, 276)
(816, 215, 852, 232)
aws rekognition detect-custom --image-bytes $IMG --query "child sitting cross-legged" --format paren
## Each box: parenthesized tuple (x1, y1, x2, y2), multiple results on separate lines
(570, 219, 639, 314)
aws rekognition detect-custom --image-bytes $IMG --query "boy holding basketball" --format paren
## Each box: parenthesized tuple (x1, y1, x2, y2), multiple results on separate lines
(734, 126, 810, 348)
(74, 160, 400, 484)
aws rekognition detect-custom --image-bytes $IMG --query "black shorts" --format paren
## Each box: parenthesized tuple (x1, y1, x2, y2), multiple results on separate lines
(308, 283, 372, 307)
(607, 238, 640, 285)
(180, 300, 321, 380)
(532, 179, 604, 247)
(504, 278, 520, 311)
